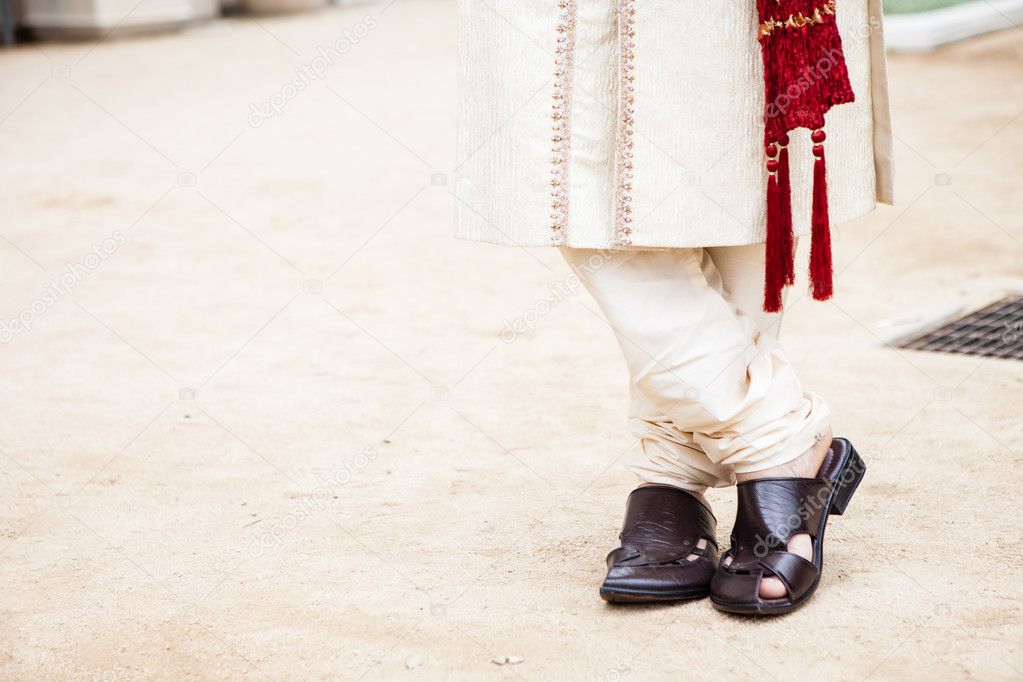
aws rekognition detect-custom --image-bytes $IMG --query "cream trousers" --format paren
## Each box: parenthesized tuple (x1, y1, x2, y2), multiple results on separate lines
(561, 245, 831, 493)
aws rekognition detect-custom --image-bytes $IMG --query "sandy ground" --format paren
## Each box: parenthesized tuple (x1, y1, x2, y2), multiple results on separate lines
(0, 2, 1021, 679)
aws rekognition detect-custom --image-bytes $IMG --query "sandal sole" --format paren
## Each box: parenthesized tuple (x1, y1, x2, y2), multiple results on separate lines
(600, 586, 709, 603)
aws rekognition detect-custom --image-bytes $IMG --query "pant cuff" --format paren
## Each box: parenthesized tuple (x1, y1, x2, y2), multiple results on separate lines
(728, 393, 832, 475)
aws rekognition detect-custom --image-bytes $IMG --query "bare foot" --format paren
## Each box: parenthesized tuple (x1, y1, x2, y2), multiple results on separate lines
(725, 428, 833, 599)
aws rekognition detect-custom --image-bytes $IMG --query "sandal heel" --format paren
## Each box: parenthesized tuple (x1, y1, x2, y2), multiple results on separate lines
(829, 443, 865, 516)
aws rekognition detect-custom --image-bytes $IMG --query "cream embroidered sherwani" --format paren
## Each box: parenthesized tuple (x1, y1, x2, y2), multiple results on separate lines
(454, 0, 893, 249)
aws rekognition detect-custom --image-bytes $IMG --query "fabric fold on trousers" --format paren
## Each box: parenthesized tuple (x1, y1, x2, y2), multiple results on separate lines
(562, 245, 831, 491)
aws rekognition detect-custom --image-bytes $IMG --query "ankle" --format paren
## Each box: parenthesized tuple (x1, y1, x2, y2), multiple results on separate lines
(735, 427, 834, 482)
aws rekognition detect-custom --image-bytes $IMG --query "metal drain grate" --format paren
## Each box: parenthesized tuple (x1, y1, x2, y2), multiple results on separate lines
(897, 295, 1023, 360)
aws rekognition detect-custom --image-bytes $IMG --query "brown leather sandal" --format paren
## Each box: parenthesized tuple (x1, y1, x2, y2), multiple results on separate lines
(600, 485, 718, 603)
(709, 437, 865, 615)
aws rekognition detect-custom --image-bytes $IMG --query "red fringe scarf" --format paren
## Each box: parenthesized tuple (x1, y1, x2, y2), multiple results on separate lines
(757, 0, 855, 312)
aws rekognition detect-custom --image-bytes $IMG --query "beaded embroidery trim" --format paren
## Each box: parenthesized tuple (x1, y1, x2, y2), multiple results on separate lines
(612, 0, 636, 246)
(759, 0, 837, 37)
(549, 0, 578, 246)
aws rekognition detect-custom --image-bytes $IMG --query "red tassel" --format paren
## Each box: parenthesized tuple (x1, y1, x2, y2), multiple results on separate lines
(757, 0, 852, 311)
(778, 141, 795, 286)
(810, 131, 833, 301)
(763, 142, 787, 313)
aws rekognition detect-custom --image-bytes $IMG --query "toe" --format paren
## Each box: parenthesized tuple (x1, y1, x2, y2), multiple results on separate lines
(758, 576, 788, 599)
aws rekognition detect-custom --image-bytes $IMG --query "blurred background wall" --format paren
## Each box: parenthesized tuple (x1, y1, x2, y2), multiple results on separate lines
(1, 0, 372, 44)
(2, 0, 1022, 48)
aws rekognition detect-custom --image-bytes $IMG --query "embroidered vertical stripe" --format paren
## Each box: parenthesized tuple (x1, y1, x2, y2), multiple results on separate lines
(613, 0, 637, 246)
(549, 0, 578, 246)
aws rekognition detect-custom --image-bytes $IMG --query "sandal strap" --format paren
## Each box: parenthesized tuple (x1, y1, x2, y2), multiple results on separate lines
(608, 485, 716, 568)
(607, 545, 707, 567)
(730, 477, 831, 560)
(759, 550, 818, 601)
(713, 550, 818, 602)
(709, 570, 761, 604)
